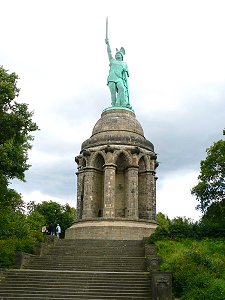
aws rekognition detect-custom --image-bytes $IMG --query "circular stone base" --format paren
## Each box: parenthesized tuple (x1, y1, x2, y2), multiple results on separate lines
(65, 220, 157, 240)
(103, 106, 134, 113)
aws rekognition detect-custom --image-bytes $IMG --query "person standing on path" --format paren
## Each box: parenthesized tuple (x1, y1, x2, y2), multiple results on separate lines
(56, 224, 61, 238)
(49, 223, 54, 235)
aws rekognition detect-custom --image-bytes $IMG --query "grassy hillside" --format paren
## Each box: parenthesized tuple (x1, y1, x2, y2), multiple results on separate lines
(155, 238, 225, 299)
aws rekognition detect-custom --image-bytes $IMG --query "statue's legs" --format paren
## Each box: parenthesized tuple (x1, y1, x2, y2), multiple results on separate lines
(108, 82, 116, 106)
(117, 82, 126, 106)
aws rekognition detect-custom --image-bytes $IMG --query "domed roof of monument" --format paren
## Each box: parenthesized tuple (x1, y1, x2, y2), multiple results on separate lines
(92, 109, 144, 136)
(81, 108, 154, 151)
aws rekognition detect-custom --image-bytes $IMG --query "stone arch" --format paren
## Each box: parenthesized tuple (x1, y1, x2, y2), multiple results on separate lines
(138, 156, 147, 172)
(138, 154, 150, 171)
(90, 151, 106, 169)
(113, 150, 132, 166)
(93, 153, 105, 170)
(116, 152, 129, 171)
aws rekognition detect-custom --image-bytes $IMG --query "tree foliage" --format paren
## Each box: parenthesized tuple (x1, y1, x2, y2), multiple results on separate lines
(191, 133, 225, 212)
(0, 200, 75, 267)
(201, 199, 225, 226)
(149, 211, 225, 244)
(148, 214, 199, 243)
(0, 207, 40, 267)
(27, 200, 76, 237)
(0, 66, 39, 209)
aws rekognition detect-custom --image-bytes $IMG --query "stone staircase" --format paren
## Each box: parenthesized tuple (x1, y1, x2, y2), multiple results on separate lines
(0, 239, 151, 299)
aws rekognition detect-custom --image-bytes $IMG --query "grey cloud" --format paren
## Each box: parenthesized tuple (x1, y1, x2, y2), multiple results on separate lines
(140, 85, 225, 179)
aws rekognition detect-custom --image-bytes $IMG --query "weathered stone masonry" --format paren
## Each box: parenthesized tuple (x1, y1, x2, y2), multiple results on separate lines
(66, 108, 158, 240)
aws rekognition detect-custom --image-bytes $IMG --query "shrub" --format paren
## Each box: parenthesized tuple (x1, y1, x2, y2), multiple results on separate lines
(0, 208, 43, 267)
(0, 237, 35, 267)
(154, 239, 225, 299)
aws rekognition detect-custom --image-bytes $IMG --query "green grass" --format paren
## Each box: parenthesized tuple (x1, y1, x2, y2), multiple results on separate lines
(155, 238, 225, 299)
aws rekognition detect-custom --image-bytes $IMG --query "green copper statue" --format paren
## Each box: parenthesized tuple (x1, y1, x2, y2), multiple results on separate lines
(105, 18, 132, 110)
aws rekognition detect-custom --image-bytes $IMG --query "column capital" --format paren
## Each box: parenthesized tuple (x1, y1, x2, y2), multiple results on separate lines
(139, 170, 156, 175)
(127, 164, 139, 170)
(103, 163, 117, 169)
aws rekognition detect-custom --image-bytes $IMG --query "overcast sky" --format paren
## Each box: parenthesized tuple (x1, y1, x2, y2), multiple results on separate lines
(1, 0, 225, 220)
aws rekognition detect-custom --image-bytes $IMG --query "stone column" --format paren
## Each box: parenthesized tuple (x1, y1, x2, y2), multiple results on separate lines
(126, 166, 139, 220)
(76, 170, 84, 220)
(145, 171, 157, 220)
(82, 168, 95, 220)
(103, 164, 116, 218)
(152, 175, 157, 220)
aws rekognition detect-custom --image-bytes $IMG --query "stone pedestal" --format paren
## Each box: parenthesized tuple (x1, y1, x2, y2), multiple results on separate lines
(65, 220, 157, 240)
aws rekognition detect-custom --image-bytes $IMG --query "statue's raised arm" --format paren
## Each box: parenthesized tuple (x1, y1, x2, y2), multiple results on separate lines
(105, 18, 132, 110)
(105, 38, 113, 61)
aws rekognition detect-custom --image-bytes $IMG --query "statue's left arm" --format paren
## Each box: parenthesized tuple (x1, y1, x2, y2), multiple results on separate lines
(124, 63, 129, 77)
(122, 63, 130, 104)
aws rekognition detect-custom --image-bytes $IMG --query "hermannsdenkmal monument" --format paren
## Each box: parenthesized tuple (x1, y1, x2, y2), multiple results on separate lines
(0, 20, 173, 300)
(65, 19, 159, 240)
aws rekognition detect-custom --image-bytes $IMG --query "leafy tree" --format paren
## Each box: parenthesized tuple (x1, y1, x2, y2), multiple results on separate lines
(201, 199, 225, 227)
(191, 131, 225, 212)
(148, 213, 199, 243)
(0, 208, 30, 240)
(197, 199, 225, 238)
(0, 207, 38, 267)
(27, 200, 76, 237)
(0, 66, 40, 266)
(26, 211, 45, 242)
(0, 66, 39, 209)
(28, 201, 62, 225)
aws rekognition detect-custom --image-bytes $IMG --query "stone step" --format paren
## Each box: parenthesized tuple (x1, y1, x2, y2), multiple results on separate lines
(24, 264, 145, 268)
(23, 267, 145, 272)
(48, 248, 144, 252)
(0, 272, 150, 299)
(27, 263, 145, 268)
(31, 255, 145, 260)
(0, 284, 150, 298)
(47, 248, 144, 255)
(1, 270, 150, 280)
(26, 263, 145, 268)
(0, 238, 151, 299)
(25, 260, 146, 267)
(48, 242, 143, 246)
(57, 239, 143, 245)
(26, 262, 146, 267)
(0, 284, 149, 288)
(27, 259, 146, 267)
(52, 244, 143, 248)
(0, 283, 149, 292)
(0, 287, 150, 294)
(0, 294, 149, 300)
(45, 253, 144, 257)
